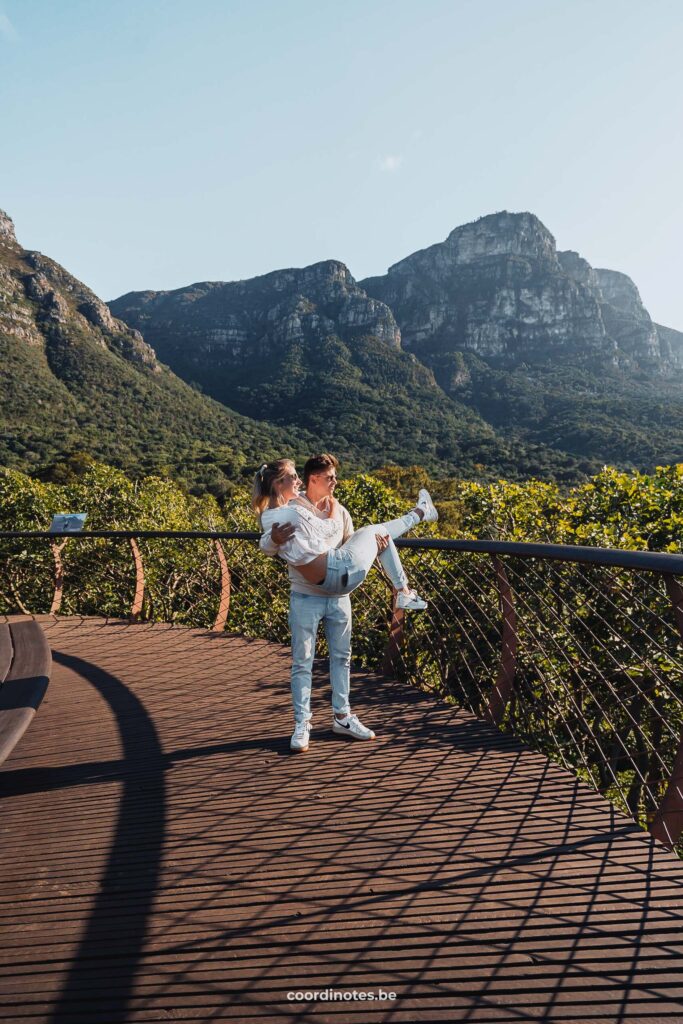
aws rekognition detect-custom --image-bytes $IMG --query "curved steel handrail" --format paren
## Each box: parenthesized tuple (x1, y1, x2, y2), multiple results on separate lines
(3, 530, 683, 574)
(3, 530, 683, 845)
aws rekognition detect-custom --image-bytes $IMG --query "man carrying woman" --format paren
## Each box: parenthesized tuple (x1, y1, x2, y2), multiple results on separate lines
(253, 454, 437, 752)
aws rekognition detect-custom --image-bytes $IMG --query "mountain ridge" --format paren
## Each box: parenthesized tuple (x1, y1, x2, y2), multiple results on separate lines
(109, 256, 538, 478)
(110, 210, 683, 475)
(3, 204, 683, 488)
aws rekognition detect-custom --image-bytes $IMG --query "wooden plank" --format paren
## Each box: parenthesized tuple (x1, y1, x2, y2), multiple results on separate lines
(1, 617, 682, 1023)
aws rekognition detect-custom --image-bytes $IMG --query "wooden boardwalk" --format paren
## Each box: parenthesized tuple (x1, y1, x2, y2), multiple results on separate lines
(1, 617, 683, 1022)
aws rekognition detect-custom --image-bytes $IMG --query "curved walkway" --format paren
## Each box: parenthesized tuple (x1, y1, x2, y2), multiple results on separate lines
(1, 617, 683, 1022)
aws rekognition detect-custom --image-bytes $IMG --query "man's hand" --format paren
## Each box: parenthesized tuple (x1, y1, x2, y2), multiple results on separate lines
(375, 533, 389, 555)
(271, 522, 296, 546)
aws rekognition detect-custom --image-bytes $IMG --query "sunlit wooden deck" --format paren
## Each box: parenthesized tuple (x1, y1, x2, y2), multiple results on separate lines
(1, 616, 683, 1022)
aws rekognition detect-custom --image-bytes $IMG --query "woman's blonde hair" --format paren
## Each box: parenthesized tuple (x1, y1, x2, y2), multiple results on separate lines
(251, 459, 295, 520)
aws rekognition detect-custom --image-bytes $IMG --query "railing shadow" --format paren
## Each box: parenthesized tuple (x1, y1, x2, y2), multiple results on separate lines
(3, 628, 681, 1020)
(43, 651, 166, 1024)
(147, 672, 669, 1021)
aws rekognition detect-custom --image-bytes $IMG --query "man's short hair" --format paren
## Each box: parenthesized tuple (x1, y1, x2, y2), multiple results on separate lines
(303, 453, 339, 486)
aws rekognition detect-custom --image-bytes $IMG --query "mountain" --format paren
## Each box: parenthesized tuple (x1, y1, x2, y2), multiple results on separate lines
(0, 209, 315, 495)
(361, 212, 678, 373)
(5, 203, 681, 489)
(109, 260, 588, 479)
(360, 212, 683, 468)
(111, 211, 683, 476)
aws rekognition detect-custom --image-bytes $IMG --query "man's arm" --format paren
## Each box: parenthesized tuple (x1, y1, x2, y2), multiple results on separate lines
(260, 521, 296, 557)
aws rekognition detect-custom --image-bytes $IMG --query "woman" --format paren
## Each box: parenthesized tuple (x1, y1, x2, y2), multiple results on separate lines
(252, 459, 436, 608)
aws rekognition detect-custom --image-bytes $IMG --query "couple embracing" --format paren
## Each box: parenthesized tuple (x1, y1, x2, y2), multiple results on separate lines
(252, 454, 437, 752)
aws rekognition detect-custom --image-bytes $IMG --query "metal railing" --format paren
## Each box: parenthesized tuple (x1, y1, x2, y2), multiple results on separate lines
(2, 530, 683, 847)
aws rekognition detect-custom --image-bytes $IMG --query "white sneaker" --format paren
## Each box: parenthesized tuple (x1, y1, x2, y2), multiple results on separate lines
(332, 713, 376, 741)
(416, 488, 438, 523)
(290, 720, 311, 752)
(396, 588, 428, 611)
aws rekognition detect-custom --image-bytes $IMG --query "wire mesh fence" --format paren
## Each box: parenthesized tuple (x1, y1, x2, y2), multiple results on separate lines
(389, 547, 683, 833)
(2, 530, 683, 844)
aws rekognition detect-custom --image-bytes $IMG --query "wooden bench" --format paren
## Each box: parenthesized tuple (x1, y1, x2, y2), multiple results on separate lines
(0, 621, 51, 765)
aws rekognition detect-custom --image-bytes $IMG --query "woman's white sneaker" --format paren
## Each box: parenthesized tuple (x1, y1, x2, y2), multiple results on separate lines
(396, 588, 428, 610)
(417, 489, 438, 523)
(332, 713, 376, 740)
(290, 720, 311, 752)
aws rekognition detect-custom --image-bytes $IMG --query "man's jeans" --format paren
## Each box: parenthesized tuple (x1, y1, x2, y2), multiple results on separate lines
(289, 591, 352, 723)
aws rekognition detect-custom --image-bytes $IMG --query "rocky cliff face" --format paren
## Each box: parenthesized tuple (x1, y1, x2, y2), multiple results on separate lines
(0, 208, 159, 371)
(361, 211, 677, 384)
(654, 323, 683, 368)
(111, 259, 401, 378)
(111, 259, 413, 417)
(353, 211, 683, 469)
(592, 267, 666, 366)
(390, 211, 559, 278)
(0, 208, 17, 244)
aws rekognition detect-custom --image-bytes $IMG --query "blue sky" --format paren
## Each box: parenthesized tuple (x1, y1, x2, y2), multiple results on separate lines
(1, 0, 682, 327)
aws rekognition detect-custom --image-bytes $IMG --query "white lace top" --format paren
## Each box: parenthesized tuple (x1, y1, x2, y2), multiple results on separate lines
(260, 503, 345, 567)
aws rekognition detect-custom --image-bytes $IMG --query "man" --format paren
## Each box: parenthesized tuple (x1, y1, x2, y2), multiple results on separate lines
(260, 453, 380, 752)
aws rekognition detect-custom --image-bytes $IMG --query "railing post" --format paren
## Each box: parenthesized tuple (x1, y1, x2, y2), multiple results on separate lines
(50, 539, 68, 615)
(212, 540, 231, 631)
(129, 538, 145, 621)
(382, 590, 405, 679)
(651, 575, 683, 846)
(485, 554, 518, 726)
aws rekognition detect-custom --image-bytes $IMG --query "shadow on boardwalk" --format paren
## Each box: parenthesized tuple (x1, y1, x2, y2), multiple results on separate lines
(1, 617, 682, 1023)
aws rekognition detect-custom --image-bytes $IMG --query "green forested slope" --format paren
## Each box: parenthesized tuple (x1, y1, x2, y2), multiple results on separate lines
(0, 215, 316, 496)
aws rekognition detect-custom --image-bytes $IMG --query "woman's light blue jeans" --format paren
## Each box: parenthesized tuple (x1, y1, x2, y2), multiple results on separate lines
(289, 591, 352, 724)
(315, 512, 418, 597)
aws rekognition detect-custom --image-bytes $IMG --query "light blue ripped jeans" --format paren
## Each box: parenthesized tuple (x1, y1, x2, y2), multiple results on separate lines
(289, 592, 352, 724)
(315, 512, 419, 597)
